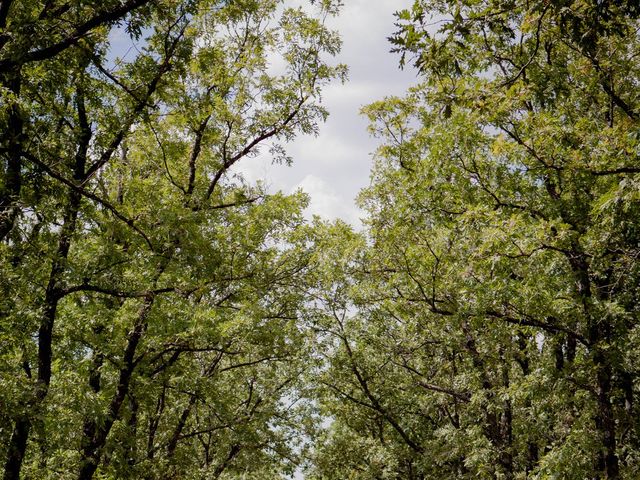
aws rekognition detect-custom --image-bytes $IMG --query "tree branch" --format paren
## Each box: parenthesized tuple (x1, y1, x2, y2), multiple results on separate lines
(0, 0, 154, 70)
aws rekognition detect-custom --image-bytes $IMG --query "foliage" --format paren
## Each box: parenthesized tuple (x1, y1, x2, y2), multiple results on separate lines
(4, 1, 640, 479)
(0, 0, 344, 478)
(307, 1, 640, 479)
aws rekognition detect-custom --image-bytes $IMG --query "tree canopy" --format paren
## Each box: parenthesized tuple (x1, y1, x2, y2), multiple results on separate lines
(2, 0, 640, 479)
(0, 0, 344, 478)
(307, 1, 640, 479)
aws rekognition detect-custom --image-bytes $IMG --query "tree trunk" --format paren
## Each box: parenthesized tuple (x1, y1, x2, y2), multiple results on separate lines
(568, 248, 619, 478)
(0, 70, 23, 241)
(78, 295, 155, 480)
(3, 127, 86, 478)
(2, 418, 29, 480)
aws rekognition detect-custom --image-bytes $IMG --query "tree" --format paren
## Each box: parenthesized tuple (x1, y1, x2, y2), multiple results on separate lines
(308, 1, 640, 478)
(0, 0, 344, 478)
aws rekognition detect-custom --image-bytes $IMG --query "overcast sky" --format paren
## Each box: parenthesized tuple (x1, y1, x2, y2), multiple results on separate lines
(237, 0, 418, 227)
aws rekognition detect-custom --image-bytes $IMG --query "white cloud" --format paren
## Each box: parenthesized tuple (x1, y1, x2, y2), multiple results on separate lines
(292, 174, 362, 224)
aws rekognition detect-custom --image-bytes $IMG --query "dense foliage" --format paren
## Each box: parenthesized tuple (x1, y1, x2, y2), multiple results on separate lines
(3, 0, 640, 479)
(0, 1, 343, 479)
(307, 1, 640, 479)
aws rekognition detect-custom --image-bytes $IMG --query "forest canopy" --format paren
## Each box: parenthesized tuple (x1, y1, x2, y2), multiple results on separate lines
(1, 0, 640, 479)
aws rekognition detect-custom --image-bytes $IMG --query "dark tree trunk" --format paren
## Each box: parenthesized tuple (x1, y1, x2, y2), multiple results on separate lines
(3, 99, 87, 478)
(0, 70, 23, 241)
(2, 418, 29, 480)
(167, 395, 198, 458)
(498, 352, 513, 478)
(211, 445, 241, 479)
(147, 385, 167, 460)
(568, 247, 619, 479)
(78, 296, 154, 480)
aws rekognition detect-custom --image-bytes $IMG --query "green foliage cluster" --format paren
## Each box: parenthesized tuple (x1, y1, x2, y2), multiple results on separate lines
(3, 0, 640, 479)
(0, 0, 344, 478)
(306, 1, 640, 479)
